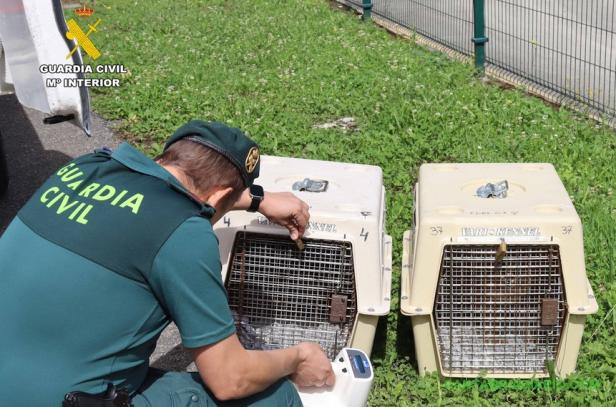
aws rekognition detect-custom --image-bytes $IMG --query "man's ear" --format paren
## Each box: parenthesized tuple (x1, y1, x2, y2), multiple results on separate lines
(204, 186, 234, 210)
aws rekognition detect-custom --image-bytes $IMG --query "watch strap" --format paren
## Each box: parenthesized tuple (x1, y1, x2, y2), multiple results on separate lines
(248, 184, 264, 212)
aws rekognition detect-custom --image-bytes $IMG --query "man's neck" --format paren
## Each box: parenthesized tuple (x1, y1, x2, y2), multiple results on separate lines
(157, 162, 200, 198)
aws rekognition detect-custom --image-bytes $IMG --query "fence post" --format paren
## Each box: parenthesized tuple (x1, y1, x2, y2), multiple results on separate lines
(362, 0, 373, 21)
(472, 0, 488, 72)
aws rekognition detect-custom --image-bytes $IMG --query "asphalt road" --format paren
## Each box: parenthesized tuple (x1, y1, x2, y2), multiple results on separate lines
(0, 94, 192, 372)
(371, 0, 615, 114)
(0, 94, 117, 234)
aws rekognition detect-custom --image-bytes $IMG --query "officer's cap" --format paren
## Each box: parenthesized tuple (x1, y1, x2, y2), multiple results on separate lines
(164, 120, 260, 187)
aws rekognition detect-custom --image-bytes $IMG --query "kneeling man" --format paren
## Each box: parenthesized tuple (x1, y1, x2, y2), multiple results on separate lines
(0, 120, 334, 406)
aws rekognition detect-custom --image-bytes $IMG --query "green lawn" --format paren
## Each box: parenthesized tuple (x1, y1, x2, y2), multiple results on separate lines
(90, 0, 615, 405)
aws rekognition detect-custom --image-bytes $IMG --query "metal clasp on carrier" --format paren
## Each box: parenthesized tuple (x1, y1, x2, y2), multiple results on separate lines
(476, 180, 508, 198)
(292, 178, 329, 193)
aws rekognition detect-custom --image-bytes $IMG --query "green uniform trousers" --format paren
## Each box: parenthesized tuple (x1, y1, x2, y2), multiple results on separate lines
(132, 369, 303, 407)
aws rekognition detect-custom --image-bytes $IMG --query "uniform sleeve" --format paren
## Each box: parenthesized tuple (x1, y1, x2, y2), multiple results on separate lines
(149, 217, 236, 348)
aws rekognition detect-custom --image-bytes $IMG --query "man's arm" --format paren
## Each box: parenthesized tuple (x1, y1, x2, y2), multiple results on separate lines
(232, 189, 310, 240)
(191, 334, 335, 401)
(150, 218, 333, 401)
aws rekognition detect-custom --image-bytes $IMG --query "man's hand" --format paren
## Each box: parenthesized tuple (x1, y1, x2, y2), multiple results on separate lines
(290, 343, 336, 388)
(258, 192, 310, 240)
(192, 335, 333, 400)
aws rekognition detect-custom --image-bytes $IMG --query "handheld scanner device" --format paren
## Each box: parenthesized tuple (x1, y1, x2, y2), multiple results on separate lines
(296, 348, 374, 407)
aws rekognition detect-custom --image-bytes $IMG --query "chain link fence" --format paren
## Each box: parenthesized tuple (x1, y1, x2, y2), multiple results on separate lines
(338, 0, 616, 124)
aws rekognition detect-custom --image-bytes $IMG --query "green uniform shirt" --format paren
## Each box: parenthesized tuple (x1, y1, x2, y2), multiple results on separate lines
(0, 143, 236, 406)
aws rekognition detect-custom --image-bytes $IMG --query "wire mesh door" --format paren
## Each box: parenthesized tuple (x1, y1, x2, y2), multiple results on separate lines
(434, 244, 566, 374)
(226, 232, 358, 360)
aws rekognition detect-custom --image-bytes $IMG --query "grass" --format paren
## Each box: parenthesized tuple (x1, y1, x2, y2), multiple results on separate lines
(87, 0, 616, 405)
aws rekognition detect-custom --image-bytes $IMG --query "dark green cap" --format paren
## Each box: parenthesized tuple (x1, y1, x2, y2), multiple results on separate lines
(164, 120, 261, 187)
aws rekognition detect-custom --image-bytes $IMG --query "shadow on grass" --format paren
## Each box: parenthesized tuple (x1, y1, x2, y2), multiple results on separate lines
(371, 310, 418, 371)
(371, 315, 388, 360)
(395, 311, 416, 368)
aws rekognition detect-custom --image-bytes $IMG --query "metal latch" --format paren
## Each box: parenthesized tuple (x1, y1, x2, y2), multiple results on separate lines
(495, 239, 507, 265)
(330, 294, 348, 323)
(541, 298, 559, 326)
(292, 178, 329, 193)
(476, 180, 508, 198)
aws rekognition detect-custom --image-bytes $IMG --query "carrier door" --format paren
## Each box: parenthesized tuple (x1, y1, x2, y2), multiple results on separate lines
(0, 0, 91, 134)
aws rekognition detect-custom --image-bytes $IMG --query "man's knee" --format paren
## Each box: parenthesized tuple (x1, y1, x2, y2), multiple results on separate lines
(132, 370, 209, 407)
(133, 369, 302, 407)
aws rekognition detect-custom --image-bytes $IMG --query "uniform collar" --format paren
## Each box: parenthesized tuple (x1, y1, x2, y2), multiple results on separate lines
(111, 143, 216, 218)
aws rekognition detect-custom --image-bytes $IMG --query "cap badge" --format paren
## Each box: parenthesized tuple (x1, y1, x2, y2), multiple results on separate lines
(245, 147, 260, 174)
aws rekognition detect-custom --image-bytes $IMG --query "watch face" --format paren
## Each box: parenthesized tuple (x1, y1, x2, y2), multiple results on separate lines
(250, 185, 264, 199)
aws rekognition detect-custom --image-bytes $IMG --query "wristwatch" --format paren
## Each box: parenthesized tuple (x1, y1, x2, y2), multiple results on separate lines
(248, 184, 264, 212)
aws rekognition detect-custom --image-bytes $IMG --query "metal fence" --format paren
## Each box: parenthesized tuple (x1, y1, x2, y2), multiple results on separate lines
(338, 0, 616, 124)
